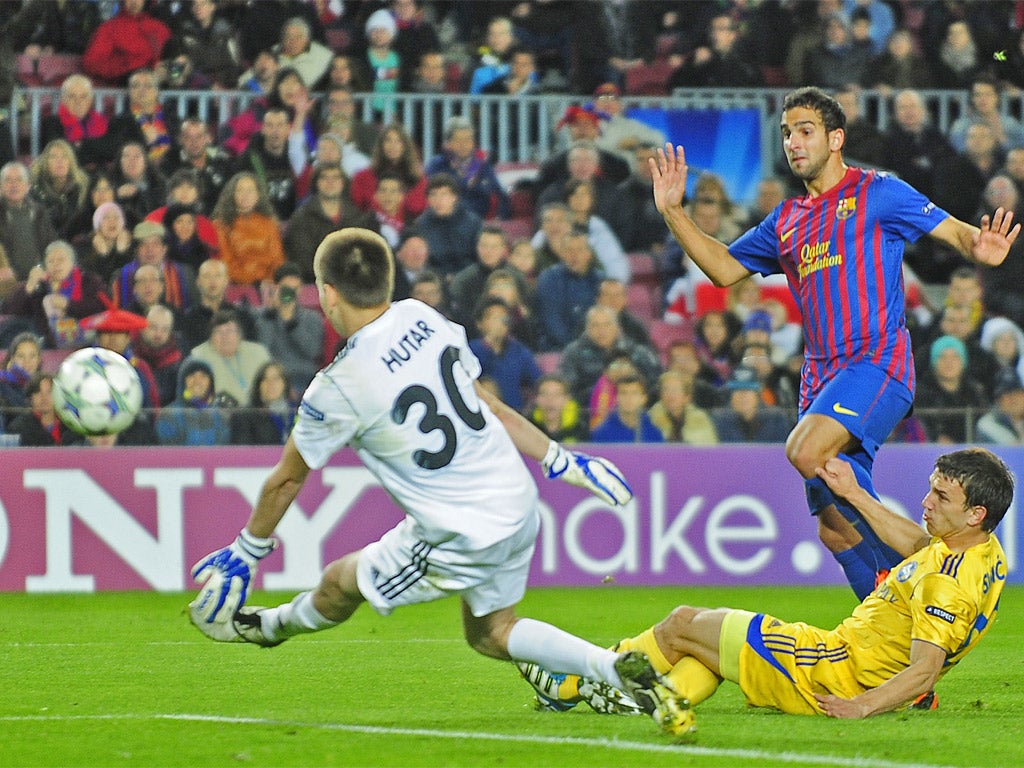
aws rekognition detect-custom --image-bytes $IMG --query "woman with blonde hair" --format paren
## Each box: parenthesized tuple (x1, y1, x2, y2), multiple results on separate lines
(30, 139, 90, 238)
(212, 172, 284, 287)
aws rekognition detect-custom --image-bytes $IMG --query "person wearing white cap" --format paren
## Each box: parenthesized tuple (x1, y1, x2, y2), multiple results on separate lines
(365, 8, 400, 116)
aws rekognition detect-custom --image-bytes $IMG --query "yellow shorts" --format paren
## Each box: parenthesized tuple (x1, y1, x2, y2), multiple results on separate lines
(720, 611, 866, 715)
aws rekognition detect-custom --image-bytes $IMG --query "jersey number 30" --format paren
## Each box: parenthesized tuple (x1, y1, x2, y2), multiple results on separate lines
(391, 346, 485, 470)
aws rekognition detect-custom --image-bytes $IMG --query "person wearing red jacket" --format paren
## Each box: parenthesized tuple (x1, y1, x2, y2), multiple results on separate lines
(82, 0, 171, 85)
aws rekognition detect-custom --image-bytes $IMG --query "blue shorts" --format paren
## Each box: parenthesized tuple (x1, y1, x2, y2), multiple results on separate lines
(802, 361, 912, 459)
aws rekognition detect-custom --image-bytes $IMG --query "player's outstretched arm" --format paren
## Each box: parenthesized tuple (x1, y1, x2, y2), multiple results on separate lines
(189, 438, 311, 637)
(929, 207, 1021, 267)
(475, 382, 633, 506)
(815, 639, 945, 718)
(651, 143, 753, 287)
(816, 457, 930, 557)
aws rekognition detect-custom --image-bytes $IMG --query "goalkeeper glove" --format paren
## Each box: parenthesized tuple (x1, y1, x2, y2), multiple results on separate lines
(541, 440, 633, 506)
(189, 529, 276, 633)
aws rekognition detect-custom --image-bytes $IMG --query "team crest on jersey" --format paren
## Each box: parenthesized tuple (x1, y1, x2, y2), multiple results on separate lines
(835, 196, 856, 220)
(896, 561, 918, 582)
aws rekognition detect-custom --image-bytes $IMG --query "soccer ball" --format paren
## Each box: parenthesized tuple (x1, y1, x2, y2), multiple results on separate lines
(52, 347, 144, 436)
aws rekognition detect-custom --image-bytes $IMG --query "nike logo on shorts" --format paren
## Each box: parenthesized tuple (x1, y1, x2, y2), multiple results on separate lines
(832, 403, 859, 417)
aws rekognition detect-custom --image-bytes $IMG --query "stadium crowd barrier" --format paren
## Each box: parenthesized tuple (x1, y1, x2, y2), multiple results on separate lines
(0, 443, 1016, 592)
(6, 86, 1005, 173)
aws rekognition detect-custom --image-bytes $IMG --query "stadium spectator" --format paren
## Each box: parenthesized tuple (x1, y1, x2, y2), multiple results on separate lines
(144, 169, 219, 254)
(391, 0, 441, 91)
(254, 263, 323, 396)
(319, 84, 378, 157)
(350, 124, 427, 220)
(77, 201, 133, 285)
(933, 122, 1002, 230)
(160, 119, 232, 215)
(267, 66, 320, 158)
(166, 0, 241, 89)
(271, 16, 332, 89)
(82, 306, 160, 413)
(557, 304, 661, 408)
(743, 177, 786, 230)
(595, 278, 649, 349)
(409, 269, 449, 316)
(590, 374, 663, 444)
(712, 366, 792, 443)
(833, 86, 885, 168)
(531, 202, 573, 274)
(122, 262, 175, 321)
(915, 335, 989, 444)
(0, 331, 42, 420)
(66, 171, 117, 243)
(29, 139, 89, 240)
(932, 20, 983, 90)
(537, 126, 630, 201)
(391, 229, 430, 301)
(179, 258, 256, 355)
(371, 172, 409, 248)
(449, 225, 515, 330)
(536, 232, 604, 351)
(425, 116, 511, 220)
(232, 105, 301, 220)
(0, 161, 58, 282)
(235, 0, 323, 67)
(784, 0, 842, 89)
(19, 0, 100, 56)
(480, 44, 540, 97)
(861, 28, 932, 95)
(111, 220, 194, 311)
(4, 372, 73, 446)
(39, 74, 118, 170)
(156, 356, 231, 446)
(647, 369, 718, 445)
(663, 339, 724, 410)
(468, 296, 541, 412)
(979, 315, 1024, 394)
(133, 303, 182, 407)
(609, 143, 669, 254)
(0, 240, 104, 349)
(414, 173, 482, 280)
(230, 360, 297, 446)
(694, 309, 742, 387)
(803, 11, 873, 90)
(212, 172, 285, 288)
(949, 76, 1024, 154)
(976, 368, 1024, 444)
(81, 0, 171, 85)
(161, 204, 212, 272)
(322, 53, 371, 95)
(536, 141, 627, 237)
(528, 373, 587, 442)
(189, 308, 272, 406)
(111, 140, 167, 228)
(364, 8, 401, 118)
(108, 69, 179, 165)
(284, 163, 378, 284)
(236, 48, 280, 97)
(883, 89, 954, 201)
(667, 13, 764, 90)
(587, 355, 640, 432)
(561, 178, 629, 284)
(313, 131, 370, 184)
(467, 15, 517, 94)
(482, 268, 541, 351)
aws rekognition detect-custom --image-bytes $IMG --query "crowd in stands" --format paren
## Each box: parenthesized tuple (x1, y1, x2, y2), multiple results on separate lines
(3, 0, 1024, 448)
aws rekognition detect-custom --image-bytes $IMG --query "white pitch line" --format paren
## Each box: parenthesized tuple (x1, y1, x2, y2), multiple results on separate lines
(0, 712, 973, 768)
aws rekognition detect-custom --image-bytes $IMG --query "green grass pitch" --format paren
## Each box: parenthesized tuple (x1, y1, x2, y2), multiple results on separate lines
(1, 586, 1022, 768)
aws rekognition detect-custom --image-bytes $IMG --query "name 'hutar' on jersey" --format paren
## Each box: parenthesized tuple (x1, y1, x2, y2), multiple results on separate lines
(381, 320, 436, 372)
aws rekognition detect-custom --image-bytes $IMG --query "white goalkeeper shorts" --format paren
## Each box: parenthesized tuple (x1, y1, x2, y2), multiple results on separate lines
(356, 512, 539, 618)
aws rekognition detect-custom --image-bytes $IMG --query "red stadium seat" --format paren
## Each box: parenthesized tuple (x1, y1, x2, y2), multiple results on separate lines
(535, 351, 561, 374)
(225, 283, 261, 307)
(299, 283, 321, 310)
(648, 319, 694, 364)
(624, 59, 674, 96)
(626, 284, 658, 326)
(495, 217, 535, 242)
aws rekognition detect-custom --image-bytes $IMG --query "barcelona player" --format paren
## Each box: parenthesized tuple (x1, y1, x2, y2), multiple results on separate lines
(650, 87, 1019, 600)
(520, 448, 1012, 723)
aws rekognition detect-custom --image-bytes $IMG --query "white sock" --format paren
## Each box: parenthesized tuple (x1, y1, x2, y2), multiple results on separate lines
(262, 591, 338, 641)
(506, 618, 624, 689)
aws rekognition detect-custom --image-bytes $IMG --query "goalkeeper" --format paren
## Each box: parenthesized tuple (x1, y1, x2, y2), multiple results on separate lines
(188, 228, 693, 739)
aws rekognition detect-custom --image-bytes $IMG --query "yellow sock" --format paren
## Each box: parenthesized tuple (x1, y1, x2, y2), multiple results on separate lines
(666, 656, 721, 705)
(613, 628, 672, 674)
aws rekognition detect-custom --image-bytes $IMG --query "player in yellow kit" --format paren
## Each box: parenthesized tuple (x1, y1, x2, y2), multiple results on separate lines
(519, 448, 1012, 724)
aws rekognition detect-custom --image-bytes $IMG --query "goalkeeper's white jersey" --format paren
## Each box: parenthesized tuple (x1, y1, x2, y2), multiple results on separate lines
(292, 299, 538, 550)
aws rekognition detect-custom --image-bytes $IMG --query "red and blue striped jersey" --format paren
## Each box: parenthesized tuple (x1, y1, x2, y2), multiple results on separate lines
(729, 167, 948, 410)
